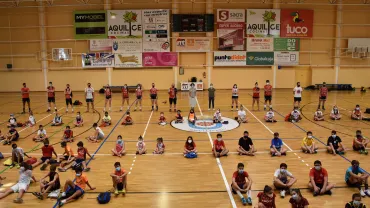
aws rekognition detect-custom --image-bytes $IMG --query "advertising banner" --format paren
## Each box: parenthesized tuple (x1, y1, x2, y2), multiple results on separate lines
(246, 38, 274, 51)
(142, 9, 170, 52)
(107, 10, 142, 38)
(280, 9, 313, 38)
(172, 14, 214, 32)
(214, 51, 246, 66)
(217, 9, 245, 51)
(82, 53, 115, 68)
(274, 38, 300, 51)
(74, 11, 107, 39)
(274, 51, 299, 66)
(246, 9, 280, 38)
(246, 52, 274, 65)
(112, 39, 142, 53)
(142, 52, 178, 66)
(89, 39, 112, 52)
(175, 37, 211, 52)
(115, 53, 142, 67)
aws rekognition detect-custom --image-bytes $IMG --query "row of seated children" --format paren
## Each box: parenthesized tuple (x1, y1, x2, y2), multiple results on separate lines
(33, 125, 73, 143)
(351, 104, 370, 121)
(7, 112, 36, 128)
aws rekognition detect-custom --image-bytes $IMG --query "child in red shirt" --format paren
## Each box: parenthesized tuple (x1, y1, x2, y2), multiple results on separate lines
(32, 140, 58, 170)
(257, 185, 276, 208)
(62, 126, 74, 142)
(252, 82, 260, 111)
(153, 137, 165, 154)
(110, 162, 127, 195)
(184, 136, 197, 156)
(231, 163, 252, 205)
(121, 112, 133, 125)
(175, 110, 183, 123)
(213, 133, 229, 157)
(308, 160, 334, 196)
(158, 112, 167, 126)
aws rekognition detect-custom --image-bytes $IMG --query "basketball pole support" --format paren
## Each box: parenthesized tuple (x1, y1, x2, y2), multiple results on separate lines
(272, 0, 279, 88)
(206, 0, 213, 88)
(172, 0, 179, 88)
(334, 0, 342, 84)
(38, 1, 48, 89)
(104, 0, 112, 86)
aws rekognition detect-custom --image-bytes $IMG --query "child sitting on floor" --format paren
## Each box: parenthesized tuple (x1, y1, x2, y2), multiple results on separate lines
(59, 141, 91, 172)
(237, 105, 248, 123)
(110, 162, 127, 195)
(3, 126, 19, 145)
(301, 131, 318, 154)
(121, 112, 133, 125)
(158, 112, 167, 126)
(111, 135, 126, 157)
(7, 114, 17, 128)
(74, 112, 84, 127)
(86, 123, 105, 143)
(33, 125, 48, 142)
(101, 112, 112, 127)
(153, 137, 165, 154)
(51, 112, 63, 126)
(351, 105, 363, 120)
(213, 109, 222, 123)
(188, 109, 197, 125)
(62, 126, 74, 142)
(265, 108, 277, 123)
(59, 142, 75, 169)
(136, 136, 146, 155)
(330, 105, 341, 120)
(184, 136, 197, 157)
(314, 108, 325, 121)
(32, 164, 60, 200)
(288, 107, 302, 123)
(23, 111, 36, 127)
(353, 130, 369, 155)
(270, 132, 287, 156)
(175, 110, 183, 123)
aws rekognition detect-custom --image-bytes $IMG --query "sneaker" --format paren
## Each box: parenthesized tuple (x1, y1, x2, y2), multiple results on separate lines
(83, 167, 91, 172)
(66, 109, 68, 113)
(325, 190, 332, 195)
(264, 107, 266, 111)
(364, 150, 368, 155)
(114, 189, 119, 195)
(72, 109, 74, 112)
(361, 189, 366, 197)
(59, 199, 66, 207)
(322, 107, 326, 110)
(360, 150, 364, 154)
(364, 189, 370, 197)
(208, 109, 210, 111)
(47, 109, 51, 112)
(241, 197, 247, 205)
(280, 190, 286, 198)
(61, 192, 66, 197)
(313, 191, 319, 197)
(236, 108, 239, 111)
(120, 189, 126, 195)
(169, 109, 172, 112)
(13, 198, 23, 203)
(246, 197, 252, 205)
(338, 151, 345, 155)
(40, 164, 48, 171)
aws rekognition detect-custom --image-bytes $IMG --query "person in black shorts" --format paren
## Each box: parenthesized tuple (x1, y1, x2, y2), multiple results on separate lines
(168, 84, 178, 112)
(65, 84, 73, 113)
(237, 131, 257, 156)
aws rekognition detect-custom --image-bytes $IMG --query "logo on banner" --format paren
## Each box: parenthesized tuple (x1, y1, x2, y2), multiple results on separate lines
(217, 9, 245, 22)
(281, 10, 313, 37)
(112, 41, 118, 51)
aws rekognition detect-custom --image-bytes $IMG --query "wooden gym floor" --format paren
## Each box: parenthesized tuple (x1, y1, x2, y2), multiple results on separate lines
(0, 89, 369, 208)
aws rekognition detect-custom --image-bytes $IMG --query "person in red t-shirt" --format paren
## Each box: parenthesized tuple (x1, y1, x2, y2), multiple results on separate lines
(62, 126, 73, 142)
(184, 136, 197, 156)
(21, 83, 31, 114)
(46, 82, 57, 112)
(231, 163, 253, 205)
(65, 84, 74, 113)
(257, 185, 276, 208)
(308, 160, 335, 196)
(168, 84, 178, 112)
(134, 84, 143, 111)
(252, 82, 260, 111)
(104, 84, 112, 112)
(158, 112, 167, 126)
(110, 162, 127, 195)
(120, 84, 129, 111)
(318, 82, 328, 110)
(32, 140, 58, 170)
(150, 83, 158, 111)
(213, 133, 229, 157)
(289, 188, 309, 208)
(264, 80, 272, 111)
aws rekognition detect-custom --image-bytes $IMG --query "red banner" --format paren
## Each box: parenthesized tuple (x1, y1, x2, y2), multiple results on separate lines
(280, 9, 314, 38)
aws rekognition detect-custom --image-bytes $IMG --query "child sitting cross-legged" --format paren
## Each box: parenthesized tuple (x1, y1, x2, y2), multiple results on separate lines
(158, 112, 167, 126)
(100, 111, 111, 127)
(121, 112, 133, 125)
(110, 162, 127, 195)
(111, 135, 126, 157)
(153, 137, 165, 154)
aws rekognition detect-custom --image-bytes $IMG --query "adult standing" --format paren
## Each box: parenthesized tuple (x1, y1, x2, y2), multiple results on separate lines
(120, 84, 129, 111)
(150, 83, 158, 111)
(318, 82, 328, 110)
(135, 84, 143, 111)
(168, 83, 178, 112)
(189, 83, 197, 109)
(65, 84, 73, 113)
(231, 84, 239, 111)
(264, 80, 272, 111)
(46, 82, 57, 113)
(208, 83, 216, 111)
(21, 83, 31, 114)
(85, 83, 95, 113)
(293, 82, 303, 108)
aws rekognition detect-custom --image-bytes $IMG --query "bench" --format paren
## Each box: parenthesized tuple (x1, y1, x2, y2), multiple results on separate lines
(315, 84, 353, 91)
(100, 86, 138, 93)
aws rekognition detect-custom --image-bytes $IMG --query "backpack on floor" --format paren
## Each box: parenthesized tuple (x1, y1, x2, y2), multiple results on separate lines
(185, 152, 197, 159)
(3, 158, 12, 166)
(99, 88, 105, 94)
(97, 192, 111, 204)
(284, 113, 291, 122)
(73, 100, 82, 106)
(365, 108, 370, 114)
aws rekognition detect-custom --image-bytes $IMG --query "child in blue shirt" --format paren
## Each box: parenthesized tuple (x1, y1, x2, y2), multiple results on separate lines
(270, 132, 287, 157)
(345, 160, 370, 197)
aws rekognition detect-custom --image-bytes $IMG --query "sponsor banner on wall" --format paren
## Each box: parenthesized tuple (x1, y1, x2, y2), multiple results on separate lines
(142, 52, 178, 66)
(274, 51, 299, 66)
(280, 9, 313, 38)
(214, 51, 246, 66)
(74, 11, 107, 39)
(246, 9, 280, 38)
(246, 52, 274, 65)
(175, 37, 211, 52)
(274, 38, 300, 51)
(172, 14, 214, 32)
(107, 10, 142, 38)
(217, 9, 246, 51)
(82, 53, 115, 68)
(112, 39, 142, 53)
(115, 53, 142, 68)
(89, 39, 112, 52)
(142, 9, 170, 52)
(246, 37, 274, 51)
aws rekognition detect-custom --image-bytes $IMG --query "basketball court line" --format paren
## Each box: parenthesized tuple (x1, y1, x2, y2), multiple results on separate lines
(195, 97, 238, 208)
(239, 102, 312, 169)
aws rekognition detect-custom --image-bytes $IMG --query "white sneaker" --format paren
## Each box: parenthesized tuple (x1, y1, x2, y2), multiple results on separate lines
(66, 109, 68, 112)
(365, 189, 370, 197)
(61, 192, 66, 197)
(360, 189, 366, 197)
(280, 190, 286, 198)
(208, 108, 210, 110)
(72, 109, 74, 112)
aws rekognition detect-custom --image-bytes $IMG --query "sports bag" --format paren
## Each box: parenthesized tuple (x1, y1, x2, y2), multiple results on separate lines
(97, 192, 111, 204)
(185, 152, 197, 158)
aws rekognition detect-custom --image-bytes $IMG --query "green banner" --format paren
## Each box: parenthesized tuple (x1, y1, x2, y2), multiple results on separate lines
(274, 38, 300, 51)
(74, 11, 107, 39)
(246, 52, 274, 65)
